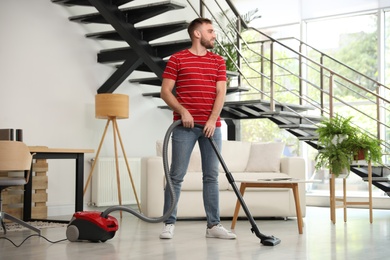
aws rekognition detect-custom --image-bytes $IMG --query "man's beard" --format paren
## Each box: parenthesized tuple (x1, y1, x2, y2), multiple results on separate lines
(200, 37, 214, 49)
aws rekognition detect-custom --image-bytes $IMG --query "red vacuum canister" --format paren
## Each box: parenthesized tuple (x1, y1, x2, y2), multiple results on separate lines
(66, 211, 119, 242)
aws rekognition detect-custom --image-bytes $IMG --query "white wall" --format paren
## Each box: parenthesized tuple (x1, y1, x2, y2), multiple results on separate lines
(0, 0, 176, 216)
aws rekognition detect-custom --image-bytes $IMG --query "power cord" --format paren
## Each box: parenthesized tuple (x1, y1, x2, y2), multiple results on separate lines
(0, 234, 67, 247)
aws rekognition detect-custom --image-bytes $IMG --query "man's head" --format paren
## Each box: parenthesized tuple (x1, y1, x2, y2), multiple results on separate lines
(187, 18, 216, 49)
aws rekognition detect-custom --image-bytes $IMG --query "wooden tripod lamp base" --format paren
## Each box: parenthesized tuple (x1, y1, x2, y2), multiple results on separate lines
(84, 93, 141, 215)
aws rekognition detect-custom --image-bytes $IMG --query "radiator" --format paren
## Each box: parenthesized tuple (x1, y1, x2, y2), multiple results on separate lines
(91, 157, 141, 207)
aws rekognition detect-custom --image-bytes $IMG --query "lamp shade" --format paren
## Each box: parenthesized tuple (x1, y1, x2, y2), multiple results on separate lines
(95, 93, 129, 119)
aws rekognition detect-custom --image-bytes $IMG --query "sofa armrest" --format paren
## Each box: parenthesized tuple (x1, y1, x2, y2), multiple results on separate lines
(280, 157, 306, 179)
(141, 156, 165, 217)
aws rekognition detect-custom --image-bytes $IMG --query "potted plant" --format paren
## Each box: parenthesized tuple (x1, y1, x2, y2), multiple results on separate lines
(212, 9, 261, 73)
(315, 144, 353, 177)
(315, 114, 383, 177)
(349, 131, 382, 164)
(315, 114, 356, 177)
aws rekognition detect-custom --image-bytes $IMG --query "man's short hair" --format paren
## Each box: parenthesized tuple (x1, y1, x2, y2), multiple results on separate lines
(187, 18, 213, 40)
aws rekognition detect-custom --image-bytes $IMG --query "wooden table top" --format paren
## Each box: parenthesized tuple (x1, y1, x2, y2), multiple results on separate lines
(28, 146, 94, 154)
(235, 178, 321, 184)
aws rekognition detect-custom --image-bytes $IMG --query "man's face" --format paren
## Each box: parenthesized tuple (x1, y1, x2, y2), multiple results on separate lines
(198, 23, 216, 49)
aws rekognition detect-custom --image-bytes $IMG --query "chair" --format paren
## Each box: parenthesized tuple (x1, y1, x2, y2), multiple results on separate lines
(0, 141, 40, 234)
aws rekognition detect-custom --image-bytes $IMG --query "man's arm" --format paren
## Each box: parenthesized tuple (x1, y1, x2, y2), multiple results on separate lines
(160, 78, 194, 128)
(204, 80, 226, 137)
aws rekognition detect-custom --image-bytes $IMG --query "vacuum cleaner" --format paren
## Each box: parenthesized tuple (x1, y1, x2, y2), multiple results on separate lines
(66, 120, 179, 243)
(66, 120, 281, 246)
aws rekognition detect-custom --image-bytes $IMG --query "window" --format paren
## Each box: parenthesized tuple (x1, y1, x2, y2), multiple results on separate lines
(239, 12, 386, 200)
(240, 24, 301, 149)
(305, 13, 382, 197)
(386, 11, 390, 88)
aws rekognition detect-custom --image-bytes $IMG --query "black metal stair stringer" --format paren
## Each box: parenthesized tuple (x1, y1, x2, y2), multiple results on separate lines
(88, 0, 166, 93)
(99, 55, 144, 93)
(86, 20, 189, 42)
(350, 165, 390, 195)
(217, 100, 323, 146)
(53, 0, 133, 6)
(70, 2, 182, 24)
(97, 39, 192, 64)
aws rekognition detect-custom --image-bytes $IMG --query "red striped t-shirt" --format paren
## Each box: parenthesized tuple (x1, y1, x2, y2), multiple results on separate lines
(162, 49, 226, 127)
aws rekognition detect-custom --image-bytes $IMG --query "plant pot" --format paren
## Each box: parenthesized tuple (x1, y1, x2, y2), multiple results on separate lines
(354, 149, 365, 160)
(334, 168, 350, 178)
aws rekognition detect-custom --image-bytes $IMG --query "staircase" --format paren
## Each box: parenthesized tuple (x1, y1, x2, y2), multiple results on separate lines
(52, 0, 390, 196)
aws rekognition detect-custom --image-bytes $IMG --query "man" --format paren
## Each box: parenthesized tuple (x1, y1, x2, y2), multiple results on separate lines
(159, 17, 236, 240)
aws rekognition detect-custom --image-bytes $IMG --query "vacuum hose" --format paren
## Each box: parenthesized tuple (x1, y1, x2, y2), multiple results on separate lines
(100, 120, 181, 222)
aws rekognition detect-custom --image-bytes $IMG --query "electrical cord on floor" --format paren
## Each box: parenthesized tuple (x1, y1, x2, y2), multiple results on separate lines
(0, 234, 67, 247)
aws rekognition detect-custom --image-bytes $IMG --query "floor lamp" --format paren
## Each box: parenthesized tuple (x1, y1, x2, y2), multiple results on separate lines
(84, 93, 141, 216)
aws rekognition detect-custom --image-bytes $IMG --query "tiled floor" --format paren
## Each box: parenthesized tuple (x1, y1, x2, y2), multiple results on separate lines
(1, 206, 389, 259)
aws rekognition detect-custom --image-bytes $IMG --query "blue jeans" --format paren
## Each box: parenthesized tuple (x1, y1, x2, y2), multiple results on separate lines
(163, 126, 222, 226)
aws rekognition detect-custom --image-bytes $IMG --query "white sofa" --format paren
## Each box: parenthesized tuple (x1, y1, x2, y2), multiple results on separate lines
(141, 140, 306, 219)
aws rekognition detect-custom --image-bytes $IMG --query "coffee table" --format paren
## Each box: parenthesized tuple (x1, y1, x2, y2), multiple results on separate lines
(231, 178, 318, 234)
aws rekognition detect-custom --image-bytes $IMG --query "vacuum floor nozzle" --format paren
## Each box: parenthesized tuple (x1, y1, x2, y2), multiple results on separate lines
(261, 235, 282, 246)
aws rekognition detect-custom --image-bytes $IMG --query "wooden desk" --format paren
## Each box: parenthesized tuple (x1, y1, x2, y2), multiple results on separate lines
(231, 179, 317, 234)
(24, 147, 94, 222)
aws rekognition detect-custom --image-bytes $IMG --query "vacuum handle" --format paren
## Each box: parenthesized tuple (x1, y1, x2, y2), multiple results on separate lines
(194, 123, 204, 129)
(193, 123, 234, 183)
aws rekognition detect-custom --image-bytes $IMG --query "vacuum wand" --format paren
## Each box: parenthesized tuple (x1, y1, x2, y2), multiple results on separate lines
(194, 123, 281, 246)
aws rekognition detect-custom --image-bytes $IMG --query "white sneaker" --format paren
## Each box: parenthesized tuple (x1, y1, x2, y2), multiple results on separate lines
(159, 224, 175, 239)
(206, 224, 237, 239)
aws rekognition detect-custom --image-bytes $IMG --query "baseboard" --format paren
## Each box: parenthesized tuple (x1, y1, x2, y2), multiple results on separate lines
(47, 204, 89, 217)
(306, 194, 390, 209)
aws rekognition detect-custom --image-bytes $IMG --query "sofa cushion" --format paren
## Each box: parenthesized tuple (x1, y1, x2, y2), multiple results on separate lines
(180, 172, 293, 192)
(156, 140, 202, 172)
(187, 145, 201, 172)
(156, 140, 168, 157)
(219, 140, 251, 172)
(245, 142, 285, 172)
(180, 171, 230, 191)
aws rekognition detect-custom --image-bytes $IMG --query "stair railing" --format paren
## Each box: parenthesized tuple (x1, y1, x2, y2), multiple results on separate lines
(192, 0, 390, 157)
(244, 28, 390, 146)
(250, 36, 390, 128)
(195, 0, 331, 116)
